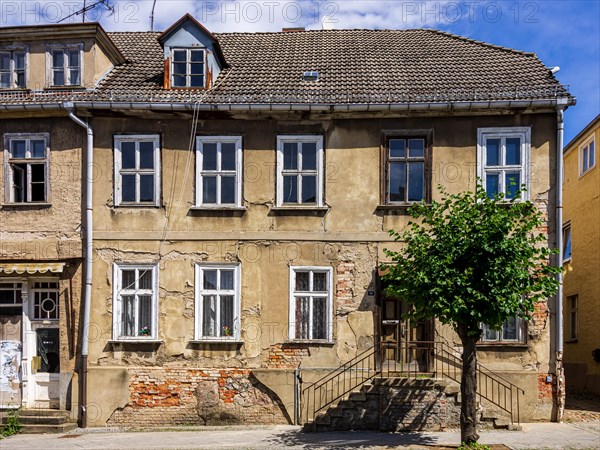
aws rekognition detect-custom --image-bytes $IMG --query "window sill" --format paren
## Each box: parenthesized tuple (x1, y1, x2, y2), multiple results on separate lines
(188, 206, 246, 217)
(114, 203, 161, 209)
(477, 342, 528, 349)
(562, 258, 572, 265)
(269, 206, 330, 216)
(108, 339, 163, 344)
(285, 339, 335, 346)
(565, 339, 578, 344)
(44, 85, 86, 91)
(189, 340, 244, 345)
(1, 202, 51, 209)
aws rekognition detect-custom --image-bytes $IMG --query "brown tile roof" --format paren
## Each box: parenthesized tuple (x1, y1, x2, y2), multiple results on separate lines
(0, 28, 572, 106)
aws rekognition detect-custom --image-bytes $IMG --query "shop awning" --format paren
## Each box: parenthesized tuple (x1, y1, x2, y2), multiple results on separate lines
(0, 262, 65, 275)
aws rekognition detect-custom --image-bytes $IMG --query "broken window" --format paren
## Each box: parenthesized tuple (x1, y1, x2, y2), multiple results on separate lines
(478, 128, 530, 200)
(195, 264, 240, 340)
(32, 281, 59, 320)
(196, 136, 242, 207)
(49, 45, 81, 87)
(113, 265, 157, 340)
(386, 137, 428, 203)
(4, 134, 50, 204)
(171, 48, 204, 88)
(277, 136, 324, 206)
(114, 135, 161, 206)
(290, 267, 332, 341)
(0, 49, 26, 89)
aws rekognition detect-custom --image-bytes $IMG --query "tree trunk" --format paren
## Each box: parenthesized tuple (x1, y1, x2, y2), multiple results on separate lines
(458, 325, 480, 444)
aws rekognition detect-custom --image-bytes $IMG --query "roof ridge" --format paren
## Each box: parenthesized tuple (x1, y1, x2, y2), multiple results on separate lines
(420, 28, 535, 57)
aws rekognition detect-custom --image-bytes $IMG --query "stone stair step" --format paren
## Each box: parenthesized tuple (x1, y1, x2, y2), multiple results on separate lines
(314, 413, 331, 425)
(348, 392, 367, 402)
(328, 407, 343, 418)
(338, 400, 354, 409)
(9, 415, 70, 425)
(20, 422, 78, 434)
(19, 409, 73, 419)
(493, 417, 511, 429)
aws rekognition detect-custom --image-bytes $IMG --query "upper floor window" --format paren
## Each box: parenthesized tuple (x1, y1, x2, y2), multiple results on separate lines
(0, 49, 26, 89)
(171, 48, 204, 88)
(580, 138, 595, 175)
(113, 264, 158, 340)
(481, 315, 526, 343)
(3, 133, 50, 204)
(195, 264, 241, 340)
(289, 267, 332, 341)
(276, 136, 324, 207)
(195, 136, 242, 207)
(384, 134, 430, 203)
(563, 223, 572, 262)
(114, 135, 161, 207)
(48, 45, 82, 87)
(478, 127, 531, 200)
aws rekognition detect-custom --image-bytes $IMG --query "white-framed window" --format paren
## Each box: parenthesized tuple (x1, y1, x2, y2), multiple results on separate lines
(289, 266, 333, 341)
(195, 264, 241, 340)
(385, 136, 429, 203)
(0, 282, 22, 309)
(563, 223, 572, 262)
(31, 281, 59, 320)
(477, 127, 531, 200)
(0, 49, 26, 89)
(276, 136, 324, 206)
(580, 137, 595, 175)
(47, 44, 82, 87)
(566, 294, 578, 341)
(113, 264, 158, 340)
(114, 135, 161, 206)
(195, 136, 242, 207)
(3, 133, 50, 204)
(171, 48, 205, 88)
(481, 315, 526, 343)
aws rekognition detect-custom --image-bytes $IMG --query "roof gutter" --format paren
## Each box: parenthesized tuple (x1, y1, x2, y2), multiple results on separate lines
(0, 98, 575, 113)
(63, 102, 93, 429)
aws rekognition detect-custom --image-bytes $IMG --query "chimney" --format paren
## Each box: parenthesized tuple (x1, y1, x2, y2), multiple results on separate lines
(282, 27, 305, 32)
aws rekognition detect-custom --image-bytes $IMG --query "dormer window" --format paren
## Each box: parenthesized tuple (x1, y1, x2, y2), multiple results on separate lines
(48, 44, 82, 87)
(171, 48, 204, 88)
(0, 49, 26, 89)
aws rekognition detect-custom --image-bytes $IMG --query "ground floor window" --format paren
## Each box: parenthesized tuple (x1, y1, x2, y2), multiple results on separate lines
(195, 264, 241, 340)
(289, 267, 332, 341)
(481, 315, 526, 343)
(113, 265, 158, 340)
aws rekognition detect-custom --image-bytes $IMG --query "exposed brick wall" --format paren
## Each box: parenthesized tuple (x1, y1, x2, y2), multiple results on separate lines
(264, 343, 310, 369)
(336, 261, 355, 314)
(107, 368, 289, 427)
(530, 301, 550, 337)
(538, 373, 554, 400)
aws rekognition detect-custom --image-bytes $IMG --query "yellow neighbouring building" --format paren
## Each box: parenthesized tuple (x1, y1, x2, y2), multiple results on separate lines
(562, 114, 600, 395)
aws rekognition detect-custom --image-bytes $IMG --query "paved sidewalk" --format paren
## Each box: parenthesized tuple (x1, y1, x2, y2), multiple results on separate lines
(1, 422, 598, 449)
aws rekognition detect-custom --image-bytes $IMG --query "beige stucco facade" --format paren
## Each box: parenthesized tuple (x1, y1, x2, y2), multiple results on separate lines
(562, 115, 600, 395)
(73, 111, 559, 425)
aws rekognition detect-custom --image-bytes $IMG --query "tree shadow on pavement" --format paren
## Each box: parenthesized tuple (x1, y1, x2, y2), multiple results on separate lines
(263, 429, 440, 448)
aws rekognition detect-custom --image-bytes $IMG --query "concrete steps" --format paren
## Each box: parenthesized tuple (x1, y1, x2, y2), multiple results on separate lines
(2, 409, 78, 434)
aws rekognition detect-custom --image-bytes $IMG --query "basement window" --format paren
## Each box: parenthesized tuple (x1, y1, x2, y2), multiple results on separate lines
(4, 133, 50, 204)
(113, 264, 158, 340)
(171, 48, 205, 88)
(289, 267, 333, 341)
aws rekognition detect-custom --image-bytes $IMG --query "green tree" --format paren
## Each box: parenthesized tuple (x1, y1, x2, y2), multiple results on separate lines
(382, 183, 559, 444)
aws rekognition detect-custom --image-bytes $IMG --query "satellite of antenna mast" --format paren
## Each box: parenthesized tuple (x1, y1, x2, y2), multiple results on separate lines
(150, 0, 158, 32)
(57, 0, 115, 24)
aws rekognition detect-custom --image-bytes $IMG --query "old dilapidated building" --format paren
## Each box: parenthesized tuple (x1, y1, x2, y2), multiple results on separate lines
(1, 14, 575, 431)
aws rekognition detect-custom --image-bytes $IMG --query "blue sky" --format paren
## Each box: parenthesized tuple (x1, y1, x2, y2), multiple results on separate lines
(1, 0, 598, 142)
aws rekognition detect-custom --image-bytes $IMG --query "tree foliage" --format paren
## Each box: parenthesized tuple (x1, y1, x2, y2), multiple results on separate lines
(382, 183, 559, 337)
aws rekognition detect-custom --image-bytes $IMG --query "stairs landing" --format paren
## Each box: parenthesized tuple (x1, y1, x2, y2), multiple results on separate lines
(2, 408, 78, 434)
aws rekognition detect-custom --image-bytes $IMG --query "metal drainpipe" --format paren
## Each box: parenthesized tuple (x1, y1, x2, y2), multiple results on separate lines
(555, 100, 567, 421)
(64, 102, 93, 428)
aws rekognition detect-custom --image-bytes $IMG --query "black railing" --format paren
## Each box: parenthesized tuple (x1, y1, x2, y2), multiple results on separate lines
(301, 337, 525, 427)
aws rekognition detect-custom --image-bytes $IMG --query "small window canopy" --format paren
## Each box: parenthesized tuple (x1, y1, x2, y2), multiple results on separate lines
(302, 71, 320, 82)
(0, 262, 65, 275)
